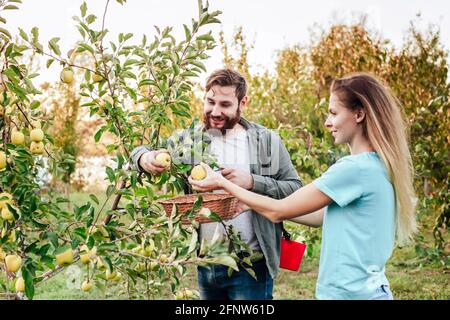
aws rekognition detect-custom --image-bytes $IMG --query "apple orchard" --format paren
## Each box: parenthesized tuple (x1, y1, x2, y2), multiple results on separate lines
(0, 0, 248, 300)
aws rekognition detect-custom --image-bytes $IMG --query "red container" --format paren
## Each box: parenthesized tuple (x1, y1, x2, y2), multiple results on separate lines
(279, 238, 307, 272)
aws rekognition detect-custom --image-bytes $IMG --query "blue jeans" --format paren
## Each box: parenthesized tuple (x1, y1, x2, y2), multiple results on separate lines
(370, 285, 394, 300)
(197, 259, 273, 300)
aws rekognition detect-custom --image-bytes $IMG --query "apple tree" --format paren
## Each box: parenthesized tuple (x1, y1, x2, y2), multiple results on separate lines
(1, 0, 253, 300)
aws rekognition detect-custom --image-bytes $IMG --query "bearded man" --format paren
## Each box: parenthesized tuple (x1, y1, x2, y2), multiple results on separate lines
(130, 68, 302, 300)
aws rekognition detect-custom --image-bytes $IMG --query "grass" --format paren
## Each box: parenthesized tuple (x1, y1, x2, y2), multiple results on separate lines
(32, 237, 449, 300)
(33, 250, 449, 300)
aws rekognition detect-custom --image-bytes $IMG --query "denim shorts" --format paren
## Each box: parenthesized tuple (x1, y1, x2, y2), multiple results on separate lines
(370, 285, 394, 300)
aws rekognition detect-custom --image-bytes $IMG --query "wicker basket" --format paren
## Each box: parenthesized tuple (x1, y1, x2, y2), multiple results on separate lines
(159, 193, 238, 224)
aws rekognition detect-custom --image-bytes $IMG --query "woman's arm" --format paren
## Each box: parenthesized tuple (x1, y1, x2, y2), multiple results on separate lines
(289, 209, 324, 227)
(189, 164, 332, 223)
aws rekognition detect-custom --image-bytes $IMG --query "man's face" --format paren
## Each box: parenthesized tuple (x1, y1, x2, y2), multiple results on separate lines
(203, 85, 246, 134)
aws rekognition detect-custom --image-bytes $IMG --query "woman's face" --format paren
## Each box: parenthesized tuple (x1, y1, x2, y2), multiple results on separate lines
(325, 93, 361, 145)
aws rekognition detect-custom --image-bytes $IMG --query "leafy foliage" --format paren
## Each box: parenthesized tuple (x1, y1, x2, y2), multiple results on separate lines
(1, 0, 251, 300)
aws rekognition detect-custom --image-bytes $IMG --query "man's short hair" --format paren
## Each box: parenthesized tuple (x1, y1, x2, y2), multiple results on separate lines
(205, 68, 247, 103)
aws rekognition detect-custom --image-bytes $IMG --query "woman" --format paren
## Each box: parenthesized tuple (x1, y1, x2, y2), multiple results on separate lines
(189, 72, 417, 300)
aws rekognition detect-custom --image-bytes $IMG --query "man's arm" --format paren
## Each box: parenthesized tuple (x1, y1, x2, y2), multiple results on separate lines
(130, 129, 183, 174)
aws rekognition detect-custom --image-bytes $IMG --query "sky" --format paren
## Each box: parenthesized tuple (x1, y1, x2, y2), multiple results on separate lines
(4, 0, 450, 84)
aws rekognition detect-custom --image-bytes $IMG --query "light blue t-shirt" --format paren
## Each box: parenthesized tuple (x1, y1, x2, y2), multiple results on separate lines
(313, 152, 396, 300)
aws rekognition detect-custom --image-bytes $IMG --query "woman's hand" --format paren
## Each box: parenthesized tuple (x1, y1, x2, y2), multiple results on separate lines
(188, 163, 225, 192)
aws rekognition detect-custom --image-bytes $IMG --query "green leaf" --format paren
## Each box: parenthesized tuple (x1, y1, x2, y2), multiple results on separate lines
(30, 100, 40, 109)
(31, 27, 39, 42)
(77, 26, 86, 38)
(18, 28, 28, 41)
(4, 5, 19, 10)
(48, 37, 61, 55)
(86, 207, 95, 227)
(188, 229, 198, 254)
(123, 33, 133, 42)
(30, 218, 48, 229)
(180, 70, 197, 77)
(183, 24, 191, 41)
(133, 187, 146, 197)
(77, 42, 94, 54)
(0, 27, 11, 39)
(191, 195, 203, 213)
(172, 63, 180, 76)
(22, 266, 35, 300)
(125, 87, 137, 101)
(46, 232, 59, 248)
(123, 59, 139, 67)
(105, 167, 115, 183)
(87, 236, 95, 249)
(121, 71, 136, 80)
(80, 2, 87, 17)
(5, 43, 13, 57)
(190, 60, 206, 72)
(46, 58, 54, 68)
(172, 108, 191, 118)
(86, 14, 97, 24)
(94, 128, 104, 142)
(197, 34, 214, 42)
(97, 243, 117, 254)
(89, 194, 99, 205)
(211, 255, 239, 271)
(106, 185, 116, 198)
(208, 211, 221, 222)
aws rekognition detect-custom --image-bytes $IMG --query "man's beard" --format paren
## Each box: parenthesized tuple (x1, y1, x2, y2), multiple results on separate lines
(202, 109, 241, 135)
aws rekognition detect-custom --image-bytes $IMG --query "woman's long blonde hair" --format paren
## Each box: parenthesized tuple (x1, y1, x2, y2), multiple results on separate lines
(331, 72, 417, 245)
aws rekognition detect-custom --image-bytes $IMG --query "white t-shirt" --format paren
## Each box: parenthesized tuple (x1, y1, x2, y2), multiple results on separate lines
(199, 128, 260, 251)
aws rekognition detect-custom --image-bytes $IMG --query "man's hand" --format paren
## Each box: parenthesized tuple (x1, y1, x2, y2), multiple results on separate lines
(220, 167, 254, 190)
(139, 149, 169, 175)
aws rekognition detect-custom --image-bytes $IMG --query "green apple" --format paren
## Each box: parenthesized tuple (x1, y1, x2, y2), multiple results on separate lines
(30, 128, 44, 142)
(60, 68, 74, 84)
(81, 280, 92, 292)
(11, 131, 25, 146)
(0, 192, 12, 209)
(15, 277, 25, 292)
(55, 248, 74, 266)
(5, 254, 22, 273)
(0, 151, 6, 171)
(1, 207, 14, 221)
(30, 141, 45, 155)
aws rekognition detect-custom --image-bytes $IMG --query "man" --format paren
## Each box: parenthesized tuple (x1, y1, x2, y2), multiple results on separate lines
(130, 68, 302, 300)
